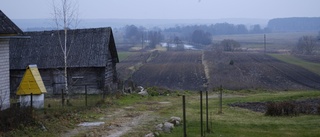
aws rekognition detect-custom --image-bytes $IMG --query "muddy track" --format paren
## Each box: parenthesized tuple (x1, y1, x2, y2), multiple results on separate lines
(61, 106, 160, 137)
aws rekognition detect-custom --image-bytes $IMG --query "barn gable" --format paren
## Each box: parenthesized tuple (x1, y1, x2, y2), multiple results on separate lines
(9, 27, 119, 94)
(0, 10, 24, 110)
(0, 10, 23, 36)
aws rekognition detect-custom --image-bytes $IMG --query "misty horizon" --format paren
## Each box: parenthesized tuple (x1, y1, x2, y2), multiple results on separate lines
(1, 0, 319, 20)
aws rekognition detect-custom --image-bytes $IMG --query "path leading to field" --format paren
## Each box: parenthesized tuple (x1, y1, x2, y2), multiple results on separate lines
(61, 101, 170, 137)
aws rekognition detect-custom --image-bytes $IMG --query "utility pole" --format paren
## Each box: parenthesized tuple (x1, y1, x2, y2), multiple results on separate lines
(141, 31, 144, 51)
(264, 34, 266, 54)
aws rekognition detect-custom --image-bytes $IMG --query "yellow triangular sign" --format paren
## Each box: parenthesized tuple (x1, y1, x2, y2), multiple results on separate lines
(16, 64, 47, 95)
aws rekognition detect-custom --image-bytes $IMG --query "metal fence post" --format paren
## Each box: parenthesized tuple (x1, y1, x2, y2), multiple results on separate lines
(85, 85, 88, 106)
(219, 85, 223, 114)
(30, 93, 33, 115)
(200, 91, 203, 137)
(206, 90, 210, 133)
(61, 89, 65, 106)
(183, 95, 187, 137)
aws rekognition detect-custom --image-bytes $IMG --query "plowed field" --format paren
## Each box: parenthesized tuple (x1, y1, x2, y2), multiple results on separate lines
(204, 51, 320, 90)
(132, 51, 206, 90)
(117, 51, 320, 91)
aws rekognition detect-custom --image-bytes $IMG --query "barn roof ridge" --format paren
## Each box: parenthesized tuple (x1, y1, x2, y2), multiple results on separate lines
(10, 27, 118, 69)
(26, 27, 112, 34)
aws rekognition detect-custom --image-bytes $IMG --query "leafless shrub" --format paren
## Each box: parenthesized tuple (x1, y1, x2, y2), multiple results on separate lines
(0, 106, 37, 132)
(265, 101, 298, 116)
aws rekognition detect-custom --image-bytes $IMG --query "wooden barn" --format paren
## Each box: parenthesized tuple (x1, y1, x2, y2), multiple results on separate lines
(0, 10, 25, 110)
(9, 27, 119, 95)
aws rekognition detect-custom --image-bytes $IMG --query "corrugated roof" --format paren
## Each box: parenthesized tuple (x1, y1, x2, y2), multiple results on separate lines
(10, 27, 118, 69)
(0, 10, 23, 35)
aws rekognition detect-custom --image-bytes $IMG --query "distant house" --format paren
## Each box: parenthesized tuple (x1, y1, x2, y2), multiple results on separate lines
(0, 10, 24, 110)
(10, 27, 119, 94)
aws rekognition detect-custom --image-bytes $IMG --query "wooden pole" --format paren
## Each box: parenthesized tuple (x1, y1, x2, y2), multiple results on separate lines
(183, 95, 187, 137)
(30, 93, 33, 108)
(264, 34, 266, 53)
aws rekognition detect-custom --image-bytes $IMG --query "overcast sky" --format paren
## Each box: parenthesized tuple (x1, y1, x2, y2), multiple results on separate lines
(1, 0, 319, 20)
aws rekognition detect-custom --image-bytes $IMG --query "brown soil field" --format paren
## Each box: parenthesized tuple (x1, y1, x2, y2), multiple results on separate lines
(116, 52, 153, 81)
(132, 51, 207, 90)
(204, 51, 320, 90)
(117, 51, 320, 91)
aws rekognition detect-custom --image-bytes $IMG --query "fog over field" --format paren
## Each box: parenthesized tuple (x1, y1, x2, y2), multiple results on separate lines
(1, 0, 319, 91)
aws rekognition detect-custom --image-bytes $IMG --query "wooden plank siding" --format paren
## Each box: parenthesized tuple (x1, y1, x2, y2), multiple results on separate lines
(1, 10, 25, 110)
(0, 39, 10, 110)
(11, 68, 105, 95)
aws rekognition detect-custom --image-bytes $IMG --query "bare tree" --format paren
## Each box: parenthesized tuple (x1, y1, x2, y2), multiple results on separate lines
(294, 36, 318, 55)
(52, 0, 79, 104)
(220, 39, 241, 51)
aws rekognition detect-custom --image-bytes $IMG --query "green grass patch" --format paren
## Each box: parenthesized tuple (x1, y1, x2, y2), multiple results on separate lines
(163, 90, 320, 137)
(269, 54, 320, 76)
(3, 90, 320, 137)
(118, 52, 134, 61)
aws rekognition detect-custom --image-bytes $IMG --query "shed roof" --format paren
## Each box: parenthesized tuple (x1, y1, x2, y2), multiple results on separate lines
(10, 27, 119, 69)
(0, 10, 23, 35)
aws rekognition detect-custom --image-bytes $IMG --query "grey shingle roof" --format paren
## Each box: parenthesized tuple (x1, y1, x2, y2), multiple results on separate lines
(0, 10, 23, 35)
(10, 27, 118, 69)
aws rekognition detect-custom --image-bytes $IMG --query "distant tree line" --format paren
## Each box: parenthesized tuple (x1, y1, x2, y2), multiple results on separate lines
(122, 18, 320, 50)
(163, 23, 266, 46)
(267, 17, 320, 32)
(164, 23, 265, 36)
(124, 25, 163, 49)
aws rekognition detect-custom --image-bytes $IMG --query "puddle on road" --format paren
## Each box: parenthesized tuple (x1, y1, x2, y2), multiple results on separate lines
(158, 102, 171, 104)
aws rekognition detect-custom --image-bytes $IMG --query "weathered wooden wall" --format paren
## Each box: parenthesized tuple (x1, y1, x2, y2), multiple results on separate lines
(104, 59, 118, 93)
(10, 67, 109, 95)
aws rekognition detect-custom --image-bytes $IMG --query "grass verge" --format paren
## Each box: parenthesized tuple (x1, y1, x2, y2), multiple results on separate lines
(162, 90, 320, 137)
(269, 54, 320, 76)
(2, 90, 320, 137)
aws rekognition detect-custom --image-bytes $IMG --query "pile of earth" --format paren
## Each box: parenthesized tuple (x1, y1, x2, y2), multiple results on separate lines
(229, 98, 320, 114)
